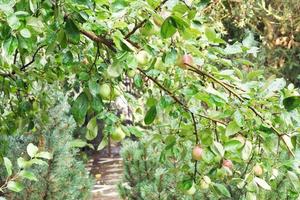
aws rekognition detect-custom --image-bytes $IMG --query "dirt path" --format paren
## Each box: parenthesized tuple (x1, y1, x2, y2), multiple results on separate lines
(87, 146, 123, 200)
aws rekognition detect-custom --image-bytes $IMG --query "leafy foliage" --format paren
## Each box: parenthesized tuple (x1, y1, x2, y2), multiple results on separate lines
(0, 0, 300, 199)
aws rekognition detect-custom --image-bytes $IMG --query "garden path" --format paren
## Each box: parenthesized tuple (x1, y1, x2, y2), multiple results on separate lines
(87, 145, 122, 200)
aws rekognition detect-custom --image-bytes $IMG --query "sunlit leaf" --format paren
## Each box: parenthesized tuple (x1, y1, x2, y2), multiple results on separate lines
(254, 177, 271, 190)
(86, 117, 98, 140)
(7, 181, 24, 192)
(3, 157, 12, 176)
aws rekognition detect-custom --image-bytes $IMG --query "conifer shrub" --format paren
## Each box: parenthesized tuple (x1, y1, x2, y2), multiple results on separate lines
(1, 91, 94, 200)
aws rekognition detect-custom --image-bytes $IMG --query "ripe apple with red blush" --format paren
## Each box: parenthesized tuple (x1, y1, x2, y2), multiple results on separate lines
(222, 159, 233, 169)
(253, 164, 263, 176)
(177, 54, 193, 68)
(192, 145, 203, 161)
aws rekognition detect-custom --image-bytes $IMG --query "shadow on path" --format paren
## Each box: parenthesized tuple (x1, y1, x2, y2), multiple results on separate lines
(87, 145, 122, 200)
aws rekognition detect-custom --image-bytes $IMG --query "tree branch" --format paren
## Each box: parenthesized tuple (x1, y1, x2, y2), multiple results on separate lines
(80, 30, 117, 52)
(0, 45, 45, 79)
(124, 0, 169, 39)
(137, 68, 226, 126)
(20, 45, 47, 71)
(186, 64, 295, 157)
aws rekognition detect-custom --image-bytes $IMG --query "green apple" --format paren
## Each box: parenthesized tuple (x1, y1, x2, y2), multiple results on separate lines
(127, 69, 136, 78)
(111, 127, 126, 142)
(113, 87, 121, 97)
(154, 58, 166, 71)
(135, 50, 150, 66)
(200, 176, 211, 190)
(140, 21, 158, 36)
(253, 164, 263, 176)
(192, 146, 203, 161)
(99, 83, 111, 99)
(152, 14, 164, 27)
(109, 87, 121, 100)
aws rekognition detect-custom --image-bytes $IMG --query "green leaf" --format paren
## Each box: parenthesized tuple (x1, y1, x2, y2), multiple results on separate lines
(7, 181, 24, 192)
(3, 157, 12, 176)
(287, 171, 300, 190)
(178, 179, 193, 191)
(0, 0, 15, 12)
(212, 141, 224, 157)
(71, 92, 89, 126)
(242, 140, 252, 160)
(30, 158, 48, 166)
(29, 0, 37, 13)
(107, 63, 123, 78)
(160, 17, 177, 39)
(127, 126, 143, 138)
(17, 157, 31, 169)
(246, 192, 257, 200)
(233, 110, 244, 127)
(242, 31, 257, 48)
(69, 139, 87, 148)
(205, 27, 216, 42)
(283, 96, 300, 111)
(281, 135, 294, 151)
(27, 17, 44, 33)
(144, 106, 157, 125)
(35, 152, 52, 160)
(26, 143, 38, 158)
(86, 117, 98, 140)
(97, 138, 108, 151)
(88, 80, 100, 96)
(7, 14, 21, 30)
(20, 28, 31, 38)
(213, 183, 231, 198)
(134, 74, 143, 88)
(165, 135, 176, 150)
(254, 177, 271, 190)
(225, 121, 241, 136)
(19, 170, 37, 181)
(261, 77, 286, 98)
(171, 15, 189, 31)
(224, 44, 243, 55)
(91, 96, 103, 112)
(224, 140, 243, 151)
(65, 18, 80, 43)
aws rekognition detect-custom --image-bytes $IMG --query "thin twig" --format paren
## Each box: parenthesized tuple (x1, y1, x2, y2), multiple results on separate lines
(124, 0, 169, 39)
(20, 45, 46, 71)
